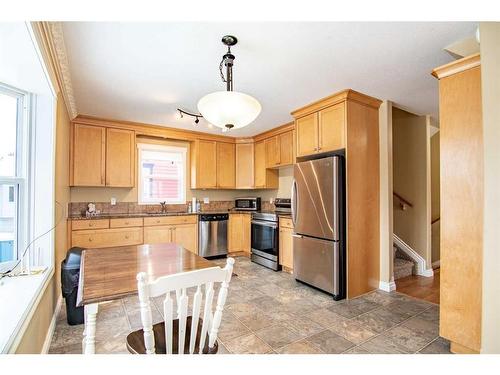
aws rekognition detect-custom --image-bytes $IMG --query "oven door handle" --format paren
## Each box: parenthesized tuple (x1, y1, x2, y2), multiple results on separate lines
(251, 220, 278, 228)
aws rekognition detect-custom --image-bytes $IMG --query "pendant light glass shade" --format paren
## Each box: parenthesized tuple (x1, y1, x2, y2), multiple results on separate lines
(197, 91, 261, 130)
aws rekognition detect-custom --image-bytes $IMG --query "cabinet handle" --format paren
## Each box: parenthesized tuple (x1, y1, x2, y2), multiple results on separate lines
(88, 238, 93, 242)
(125, 221, 129, 225)
(318, 147, 322, 151)
(89, 222, 94, 227)
(125, 235, 130, 239)
(156, 220, 161, 224)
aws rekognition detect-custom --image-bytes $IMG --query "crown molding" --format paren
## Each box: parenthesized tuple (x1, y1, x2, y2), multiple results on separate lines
(431, 53, 481, 80)
(30, 21, 77, 119)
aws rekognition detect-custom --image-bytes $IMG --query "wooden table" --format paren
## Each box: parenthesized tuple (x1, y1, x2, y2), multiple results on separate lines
(77, 243, 215, 354)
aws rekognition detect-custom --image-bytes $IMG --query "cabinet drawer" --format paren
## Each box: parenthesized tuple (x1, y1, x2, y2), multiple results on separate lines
(143, 215, 198, 226)
(72, 219, 109, 231)
(71, 227, 143, 248)
(109, 217, 143, 228)
(279, 217, 294, 229)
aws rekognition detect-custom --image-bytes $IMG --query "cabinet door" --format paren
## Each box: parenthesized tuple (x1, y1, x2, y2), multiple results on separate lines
(216, 142, 236, 188)
(265, 136, 280, 168)
(228, 214, 242, 254)
(236, 143, 254, 188)
(72, 124, 106, 186)
(296, 113, 318, 157)
(318, 103, 345, 152)
(279, 131, 294, 166)
(106, 128, 135, 187)
(71, 227, 143, 248)
(254, 140, 267, 188)
(241, 214, 251, 255)
(279, 227, 294, 269)
(143, 225, 172, 244)
(192, 140, 217, 188)
(172, 223, 198, 254)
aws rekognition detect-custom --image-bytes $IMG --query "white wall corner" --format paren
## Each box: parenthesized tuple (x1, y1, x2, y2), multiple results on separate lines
(41, 296, 62, 354)
(379, 277, 396, 292)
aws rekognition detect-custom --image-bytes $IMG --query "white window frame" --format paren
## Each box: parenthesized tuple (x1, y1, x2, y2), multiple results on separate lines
(0, 83, 31, 268)
(137, 143, 187, 205)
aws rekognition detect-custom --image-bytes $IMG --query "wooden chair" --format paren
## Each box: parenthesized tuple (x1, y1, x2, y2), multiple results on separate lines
(126, 257, 235, 354)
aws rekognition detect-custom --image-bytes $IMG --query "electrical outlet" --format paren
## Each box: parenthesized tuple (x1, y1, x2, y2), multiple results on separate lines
(111, 197, 117, 205)
(203, 197, 209, 204)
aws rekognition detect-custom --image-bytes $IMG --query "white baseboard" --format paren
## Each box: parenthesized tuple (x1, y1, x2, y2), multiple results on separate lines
(41, 296, 62, 354)
(379, 277, 397, 292)
(432, 260, 440, 269)
(393, 234, 433, 277)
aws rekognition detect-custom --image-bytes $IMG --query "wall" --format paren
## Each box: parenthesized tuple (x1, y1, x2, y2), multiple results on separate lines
(430, 132, 440, 264)
(70, 135, 292, 205)
(378, 101, 394, 287)
(15, 93, 71, 353)
(392, 107, 431, 268)
(480, 22, 500, 354)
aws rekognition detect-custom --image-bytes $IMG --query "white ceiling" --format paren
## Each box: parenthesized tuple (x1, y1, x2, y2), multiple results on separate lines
(61, 22, 477, 137)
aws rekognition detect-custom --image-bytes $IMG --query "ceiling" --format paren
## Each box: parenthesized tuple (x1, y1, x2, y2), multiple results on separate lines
(61, 22, 477, 137)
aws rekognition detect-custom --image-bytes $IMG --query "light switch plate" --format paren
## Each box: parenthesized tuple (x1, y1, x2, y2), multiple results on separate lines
(111, 197, 117, 205)
(203, 197, 210, 204)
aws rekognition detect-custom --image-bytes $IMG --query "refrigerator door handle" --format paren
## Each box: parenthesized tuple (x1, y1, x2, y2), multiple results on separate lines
(291, 178, 298, 226)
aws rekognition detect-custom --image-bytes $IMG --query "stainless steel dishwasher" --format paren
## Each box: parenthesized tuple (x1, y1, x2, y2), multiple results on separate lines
(198, 213, 228, 258)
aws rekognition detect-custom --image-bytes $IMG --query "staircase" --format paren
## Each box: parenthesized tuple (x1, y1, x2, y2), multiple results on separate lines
(393, 246, 415, 280)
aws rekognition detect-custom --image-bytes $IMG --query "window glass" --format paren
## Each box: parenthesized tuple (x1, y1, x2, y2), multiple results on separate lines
(138, 145, 186, 204)
(0, 93, 18, 177)
(0, 184, 17, 263)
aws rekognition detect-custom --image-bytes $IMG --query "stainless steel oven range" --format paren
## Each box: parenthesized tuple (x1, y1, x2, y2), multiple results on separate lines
(251, 212, 280, 271)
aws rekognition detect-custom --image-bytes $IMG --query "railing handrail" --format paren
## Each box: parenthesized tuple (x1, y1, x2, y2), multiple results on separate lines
(393, 191, 413, 208)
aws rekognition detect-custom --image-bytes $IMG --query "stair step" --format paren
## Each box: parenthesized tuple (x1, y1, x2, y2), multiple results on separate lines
(394, 258, 414, 280)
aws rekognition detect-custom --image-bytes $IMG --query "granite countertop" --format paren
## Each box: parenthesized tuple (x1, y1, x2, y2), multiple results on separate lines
(69, 210, 232, 220)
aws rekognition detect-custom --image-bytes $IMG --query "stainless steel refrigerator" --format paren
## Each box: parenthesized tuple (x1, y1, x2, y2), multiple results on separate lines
(291, 155, 346, 300)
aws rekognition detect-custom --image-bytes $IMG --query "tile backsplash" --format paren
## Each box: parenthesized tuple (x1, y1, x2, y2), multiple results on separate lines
(69, 200, 275, 217)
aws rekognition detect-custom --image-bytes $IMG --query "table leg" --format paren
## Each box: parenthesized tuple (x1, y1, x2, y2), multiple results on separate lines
(83, 303, 99, 354)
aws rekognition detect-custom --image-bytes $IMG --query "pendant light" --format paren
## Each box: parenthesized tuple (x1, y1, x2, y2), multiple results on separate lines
(197, 35, 261, 131)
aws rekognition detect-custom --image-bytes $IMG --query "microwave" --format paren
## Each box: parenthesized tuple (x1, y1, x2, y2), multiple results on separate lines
(234, 197, 261, 211)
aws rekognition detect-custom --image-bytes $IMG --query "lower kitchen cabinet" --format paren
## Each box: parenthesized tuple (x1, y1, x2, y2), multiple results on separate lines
(143, 223, 198, 254)
(71, 227, 143, 248)
(228, 213, 251, 255)
(279, 217, 294, 271)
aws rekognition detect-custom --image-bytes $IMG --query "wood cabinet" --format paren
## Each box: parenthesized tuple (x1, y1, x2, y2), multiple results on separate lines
(265, 130, 294, 168)
(254, 140, 278, 189)
(432, 54, 483, 354)
(105, 128, 135, 187)
(291, 89, 382, 299)
(228, 213, 251, 255)
(294, 102, 345, 157)
(70, 123, 135, 187)
(71, 124, 106, 186)
(235, 142, 254, 188)
(71, 227, 143, 248)
(172, 223, 198, 254)
(216, 142, 236, 188)
(279, 217, 294, 271)
(191, 140, 235, 189)
(191, 140, 217, 189)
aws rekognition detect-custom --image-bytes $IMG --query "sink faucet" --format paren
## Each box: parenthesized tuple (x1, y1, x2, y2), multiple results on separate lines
(159, 201, 167, 213)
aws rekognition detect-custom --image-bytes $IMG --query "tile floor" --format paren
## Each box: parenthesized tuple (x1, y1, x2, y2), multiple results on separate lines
(49, 256, 451, 354)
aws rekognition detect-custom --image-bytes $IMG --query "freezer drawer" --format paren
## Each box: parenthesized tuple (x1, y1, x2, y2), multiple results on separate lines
(293, 234, 340, 296)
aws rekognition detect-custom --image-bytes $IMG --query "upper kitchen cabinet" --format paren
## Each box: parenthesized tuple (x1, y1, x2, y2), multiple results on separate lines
(265, 129, 295, 168)
(294, 101, 345, 157)
(235, 142, 254, 189)
(191, 139, 217, 189)
(70, 123, 106, 186)
(254, 140, 278, 189)
(216, 142, 236, 188)
(105, 128, 135, 187)
(191, 140, 236, 189)
(70, 123, 135, 187)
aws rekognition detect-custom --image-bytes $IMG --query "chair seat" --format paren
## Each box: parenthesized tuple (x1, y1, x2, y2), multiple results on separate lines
(126, 316, 219, 354)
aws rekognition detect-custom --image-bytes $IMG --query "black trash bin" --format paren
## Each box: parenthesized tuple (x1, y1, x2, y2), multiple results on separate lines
(61, 247, 84, 325)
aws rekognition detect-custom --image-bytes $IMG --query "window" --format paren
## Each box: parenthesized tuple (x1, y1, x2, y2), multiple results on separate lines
(138, 143, 187, 204)
(0, 84, 28, 265)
